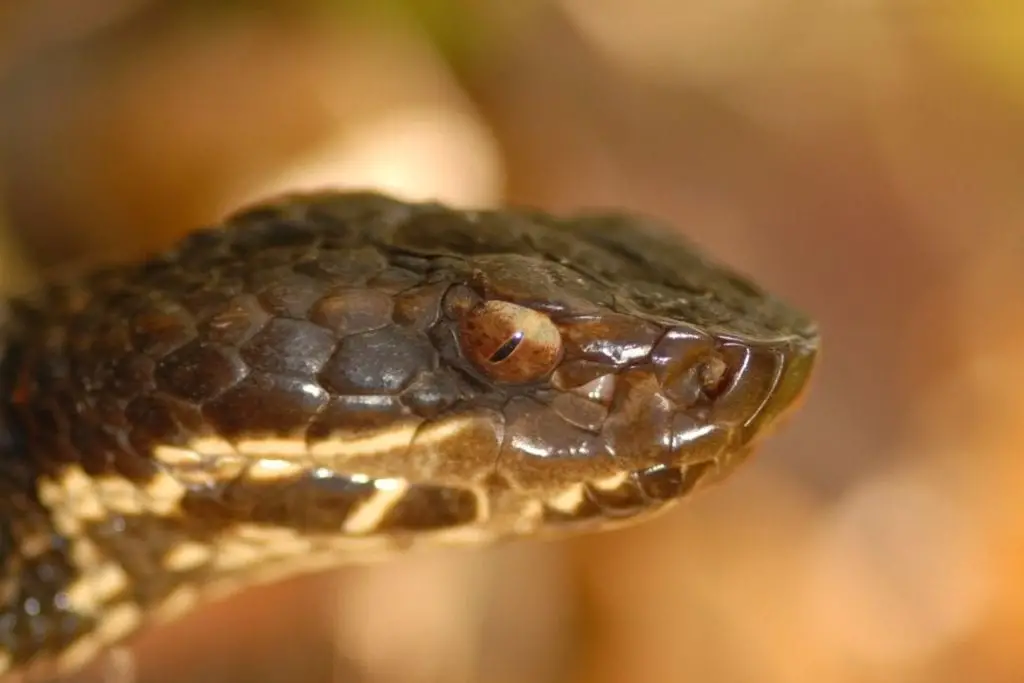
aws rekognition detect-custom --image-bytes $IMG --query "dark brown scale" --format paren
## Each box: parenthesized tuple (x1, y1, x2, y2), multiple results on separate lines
(293, 247, 388, 285)
(310, 289, 394, 336)
(124, 394, 201, 454)
(127, 304, 197, 358)
(391, 283, 448, 330)
(400, 371, 462, 420)
(392, 210, 535, 257)
(155, 342, 248, 402)
(635, 462, 713, 500)
(204, 373, 329, 438)
(254, 273, 325, 320)
(368, 267, 421, 293)
(108, 353, 157, 399)
(308, 395, 411, 438)
(319, 326, 436, 395)
(180, 473, 379, 532)
(377, 485, 479, 532)
(0, 190, 819, 677)
(196, 294, 269, 346)
(239, 318, 336, 377)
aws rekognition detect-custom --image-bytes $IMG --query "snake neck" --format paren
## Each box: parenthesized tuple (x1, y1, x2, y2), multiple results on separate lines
(0, 453, 95, 676)
(0, 470, 277, 678)
(0, 440, 433, 678)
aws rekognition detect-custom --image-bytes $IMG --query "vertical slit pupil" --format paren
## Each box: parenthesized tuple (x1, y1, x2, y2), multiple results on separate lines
(489, 332, 523, 363)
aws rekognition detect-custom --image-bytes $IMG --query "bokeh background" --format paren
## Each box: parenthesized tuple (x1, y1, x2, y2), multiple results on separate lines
(1, 1, 1022, 682)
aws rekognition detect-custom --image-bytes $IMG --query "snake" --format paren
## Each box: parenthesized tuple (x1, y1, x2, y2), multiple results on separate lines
(0, 190, 819, 679)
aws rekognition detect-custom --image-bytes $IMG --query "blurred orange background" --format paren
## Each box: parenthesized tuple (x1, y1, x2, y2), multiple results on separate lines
(1, 1, 1022, 682)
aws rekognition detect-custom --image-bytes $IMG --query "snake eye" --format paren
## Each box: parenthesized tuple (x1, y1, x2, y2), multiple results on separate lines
(458, 301, 562, 384)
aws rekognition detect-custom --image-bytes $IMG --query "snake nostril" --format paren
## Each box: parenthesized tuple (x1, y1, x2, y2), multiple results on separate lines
(650, 325, 730, 408)
(660, 352, 729, 408)
(698, 354, 729, 399)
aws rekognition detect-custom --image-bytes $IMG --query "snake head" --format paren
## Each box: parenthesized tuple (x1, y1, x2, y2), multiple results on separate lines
(5, 193, 819, 561)
(153, 199, 818, 540)
(421, 234, 819, 534)
(0, 193, 819, 678)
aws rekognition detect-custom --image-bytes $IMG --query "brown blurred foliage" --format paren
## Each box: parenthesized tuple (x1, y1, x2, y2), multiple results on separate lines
(1, 1, 1022, 682)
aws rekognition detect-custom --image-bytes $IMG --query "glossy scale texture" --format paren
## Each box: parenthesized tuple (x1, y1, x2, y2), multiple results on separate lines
(0, 191, 818, 678)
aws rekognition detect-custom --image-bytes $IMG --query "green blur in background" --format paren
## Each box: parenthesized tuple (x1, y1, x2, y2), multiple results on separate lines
(1, 1, 1022, 682)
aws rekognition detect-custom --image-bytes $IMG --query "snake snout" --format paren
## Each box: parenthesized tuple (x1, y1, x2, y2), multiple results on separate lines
(598, 328, 817, 483)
